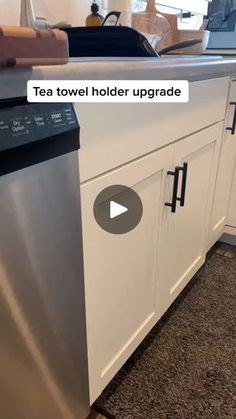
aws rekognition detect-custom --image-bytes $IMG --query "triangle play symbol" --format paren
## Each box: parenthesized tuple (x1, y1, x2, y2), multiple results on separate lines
(110, 200, 128, 219)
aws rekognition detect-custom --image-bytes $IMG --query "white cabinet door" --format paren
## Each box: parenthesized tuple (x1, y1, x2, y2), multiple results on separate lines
(227, 162, 236, 228)
(208, 96, 236, 247)
(81, 146, 173, 403)
(226, 81, 236, 232)
(156, 123, 223, 318)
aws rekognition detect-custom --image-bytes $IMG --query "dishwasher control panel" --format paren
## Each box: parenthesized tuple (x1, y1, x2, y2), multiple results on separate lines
(0, 103, 79, 152)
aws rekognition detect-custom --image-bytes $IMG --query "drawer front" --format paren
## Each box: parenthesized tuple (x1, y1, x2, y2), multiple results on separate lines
(78, 77, 229, 182)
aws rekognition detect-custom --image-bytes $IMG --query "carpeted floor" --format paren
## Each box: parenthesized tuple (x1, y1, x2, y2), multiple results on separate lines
(94, 245, 236, 419)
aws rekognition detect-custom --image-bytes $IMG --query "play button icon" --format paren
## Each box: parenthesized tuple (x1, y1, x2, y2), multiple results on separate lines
(93, 185, 143, 234)
(110, 201, 128, 219)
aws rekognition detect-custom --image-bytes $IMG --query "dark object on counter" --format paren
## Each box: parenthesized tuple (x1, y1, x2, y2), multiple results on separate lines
(159, 39, 202, 55)
(62, 26, 202, 58)
(102, 11, 121, 26)
(86, 2, 103, 27)
(63, 26, 157, 57)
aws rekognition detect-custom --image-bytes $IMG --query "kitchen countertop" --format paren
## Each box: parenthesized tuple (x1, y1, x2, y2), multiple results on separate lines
(1, 55, 236, 100)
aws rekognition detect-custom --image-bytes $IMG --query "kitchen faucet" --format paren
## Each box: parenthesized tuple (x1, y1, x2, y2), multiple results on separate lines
(20, 0, 49, 28)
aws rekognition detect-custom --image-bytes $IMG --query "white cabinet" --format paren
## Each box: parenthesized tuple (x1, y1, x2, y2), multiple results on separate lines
(78, 77, 229, 404)
(208, 81, 236, 247)
(81, 121, 223, 403)
(81, 146, 173, 403)
(156, 123, 223, 318)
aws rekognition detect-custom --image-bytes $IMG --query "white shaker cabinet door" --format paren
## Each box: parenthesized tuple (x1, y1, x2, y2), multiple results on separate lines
(227, 162, 236, 229)
(156, 123, 223, 318)
(81, 146, 173, 403)
(208, 100, 236, 247)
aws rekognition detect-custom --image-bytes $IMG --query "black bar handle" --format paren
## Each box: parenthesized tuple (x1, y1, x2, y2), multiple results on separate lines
(165, 167, 180, 213)
(226, 101, 236, 135)
(177, 162, 188, 207)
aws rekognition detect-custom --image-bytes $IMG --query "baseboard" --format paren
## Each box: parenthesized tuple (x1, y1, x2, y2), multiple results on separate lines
(220, 232, 236, 246)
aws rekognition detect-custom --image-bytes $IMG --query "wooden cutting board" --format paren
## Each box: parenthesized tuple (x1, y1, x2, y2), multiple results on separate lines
(158, 13, 178, 50)
(0, 26, 69, 67)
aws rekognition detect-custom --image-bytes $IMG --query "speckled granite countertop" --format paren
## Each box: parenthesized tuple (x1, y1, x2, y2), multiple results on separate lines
(1, 56, 236, 100)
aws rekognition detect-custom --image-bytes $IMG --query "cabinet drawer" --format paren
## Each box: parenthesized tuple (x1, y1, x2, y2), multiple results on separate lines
(78, 77, 229, 182)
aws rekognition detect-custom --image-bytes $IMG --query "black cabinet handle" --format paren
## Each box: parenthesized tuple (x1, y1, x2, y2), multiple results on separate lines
(177, 162, 188, 207)
(226, 101, 236, 135)
(165, 167, 180, 213)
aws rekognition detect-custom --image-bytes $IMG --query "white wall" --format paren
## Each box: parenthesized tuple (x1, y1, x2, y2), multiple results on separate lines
(0, 0, 20, 25)
(0, 0, 210, 27)
(0, 0, 91, 26)
(156, 0, 210, 15)
(133, 1, 211, 15)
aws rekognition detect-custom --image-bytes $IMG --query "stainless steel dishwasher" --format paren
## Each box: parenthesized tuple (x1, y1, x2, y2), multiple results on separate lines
(0, 99, 90, 419)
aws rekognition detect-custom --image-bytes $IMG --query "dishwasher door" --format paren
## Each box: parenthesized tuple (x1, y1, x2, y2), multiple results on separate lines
(0, 100, 90, 419)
